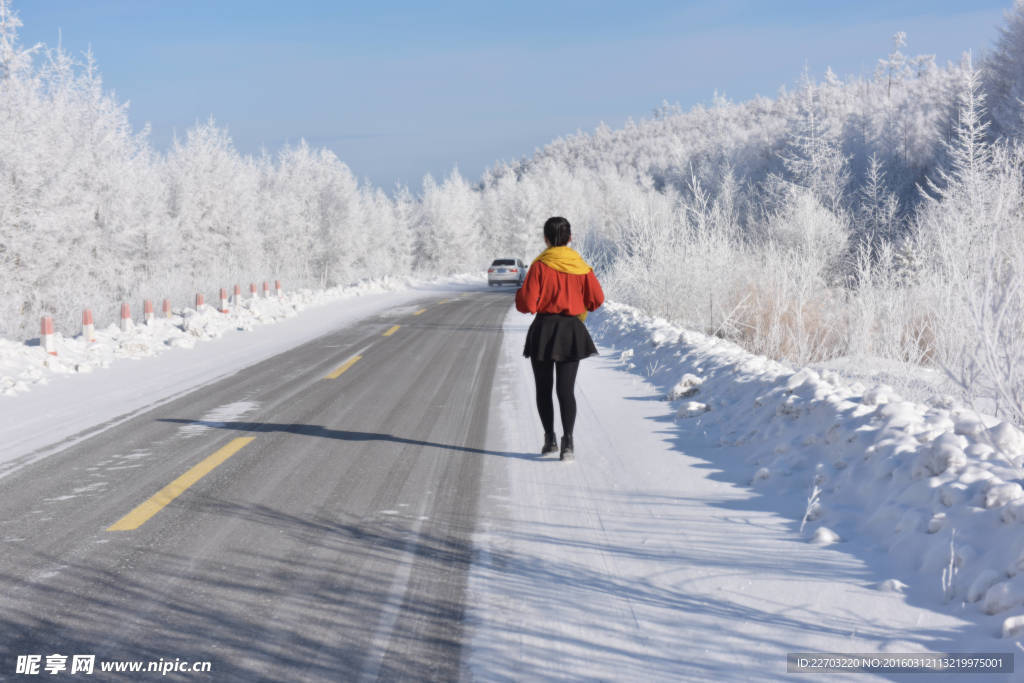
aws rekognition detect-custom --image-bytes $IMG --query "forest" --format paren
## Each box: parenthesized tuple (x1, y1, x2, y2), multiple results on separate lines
(2, 1, 1024, 421)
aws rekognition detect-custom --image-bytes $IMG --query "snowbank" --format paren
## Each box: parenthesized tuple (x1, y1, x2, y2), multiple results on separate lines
(588, 301, 1024, 637)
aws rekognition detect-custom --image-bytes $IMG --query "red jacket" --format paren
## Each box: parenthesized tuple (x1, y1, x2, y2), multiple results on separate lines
(515, 261, 604, 316)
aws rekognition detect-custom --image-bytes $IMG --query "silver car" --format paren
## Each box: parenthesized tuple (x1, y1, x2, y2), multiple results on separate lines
(488, 258, 527, 287)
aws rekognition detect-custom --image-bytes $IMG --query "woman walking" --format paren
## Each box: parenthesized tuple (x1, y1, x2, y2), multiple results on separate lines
(515, 217, 604, 461)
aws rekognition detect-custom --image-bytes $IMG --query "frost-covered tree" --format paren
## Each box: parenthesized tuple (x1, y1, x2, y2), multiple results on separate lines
(480, 164, 546, 260)
(777, 72, 852, 216)
(876, 31, 909, 101)
(856, 153, 900, 254)
(388, 185, 418, 274)
(0, 12, 163, 333)
(165, 119, 261, 284)
(417, 169, 481, 273)
(957, 146, 1024, 424)
(911, 59, 1024, 419)
(267, 141, 366, 286)
(0, 0, 36, 81)
(985, 0, 1024, 138)
(918, 59, 994, 275)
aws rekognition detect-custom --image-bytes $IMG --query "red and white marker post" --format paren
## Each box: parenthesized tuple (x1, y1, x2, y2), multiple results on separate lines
(144, 299, 155, 325)
(233, 284, 242, 307)
(162, 299, 172, 318)
(82, 309, 96, 342)
(195, 293, 204, 309)
(41, 316, 57, 355)
(219, 288, 229, 313)
(120, 303, 132, 332)
(275, 280, 282, 298)
(262, 281, 270, 298)
(250, 283, 257, 299)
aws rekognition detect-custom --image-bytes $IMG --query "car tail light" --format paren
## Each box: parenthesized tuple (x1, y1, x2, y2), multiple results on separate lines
(488, 268, 494, 273)
(509, 268, 517, 272)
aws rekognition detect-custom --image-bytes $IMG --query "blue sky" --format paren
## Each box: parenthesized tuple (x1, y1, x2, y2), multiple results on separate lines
(14, 1, 1012, 190)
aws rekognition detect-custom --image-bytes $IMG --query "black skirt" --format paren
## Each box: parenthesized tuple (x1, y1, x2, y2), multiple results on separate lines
(523, 313, 598, 362)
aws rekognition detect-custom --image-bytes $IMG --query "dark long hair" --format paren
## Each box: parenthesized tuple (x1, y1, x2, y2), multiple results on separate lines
(543, 216, 571, 247)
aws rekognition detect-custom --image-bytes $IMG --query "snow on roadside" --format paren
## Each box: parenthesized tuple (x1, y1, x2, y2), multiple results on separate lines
(588, 300, 1024, 640)
(470, 304, 973, 680)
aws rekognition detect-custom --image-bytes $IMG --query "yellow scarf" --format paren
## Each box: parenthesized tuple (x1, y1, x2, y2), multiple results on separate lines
(532, 246, 592, 275)
(532, 246, 593, 322)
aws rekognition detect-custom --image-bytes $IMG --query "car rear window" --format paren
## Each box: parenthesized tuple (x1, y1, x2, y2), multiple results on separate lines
(491, 259, 515, 266)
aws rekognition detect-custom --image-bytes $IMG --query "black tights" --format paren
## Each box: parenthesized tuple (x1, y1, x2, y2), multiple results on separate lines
(531, 359, 580, 437)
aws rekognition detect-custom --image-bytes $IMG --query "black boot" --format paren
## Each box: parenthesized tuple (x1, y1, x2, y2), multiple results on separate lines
(560, 435, 574, 462)
(541, 432, 558, 456)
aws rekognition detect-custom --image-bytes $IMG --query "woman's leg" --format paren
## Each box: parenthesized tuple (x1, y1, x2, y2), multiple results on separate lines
(530, 359, 555, 435)
(554, 360, 580, 436)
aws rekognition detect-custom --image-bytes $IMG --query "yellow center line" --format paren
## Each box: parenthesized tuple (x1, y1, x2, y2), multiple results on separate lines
(383, 325, 400, 337)
(325, 354, 362, 379)
(437, 299, 449, 304)
(413, 308, 427, 316)
(107, 437, 255, 531)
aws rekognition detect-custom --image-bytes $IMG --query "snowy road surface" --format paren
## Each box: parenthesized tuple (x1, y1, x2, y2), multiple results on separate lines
(0, 286, 1002, 681)
(0, 289, 511, 681)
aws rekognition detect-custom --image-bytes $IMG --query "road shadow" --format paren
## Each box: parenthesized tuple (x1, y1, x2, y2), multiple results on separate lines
(156, 419, 543, 462)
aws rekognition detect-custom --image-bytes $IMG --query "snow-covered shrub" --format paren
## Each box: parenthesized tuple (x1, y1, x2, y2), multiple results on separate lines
(912, 61, 1024, 423)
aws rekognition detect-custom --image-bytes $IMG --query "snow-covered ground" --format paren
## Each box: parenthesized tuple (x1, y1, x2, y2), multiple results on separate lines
(0, 274, 482, 473)
(469, 302, 1024, 680)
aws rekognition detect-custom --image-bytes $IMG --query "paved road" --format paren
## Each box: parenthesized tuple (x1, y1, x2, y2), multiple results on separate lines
(0, 289, 521, 681)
